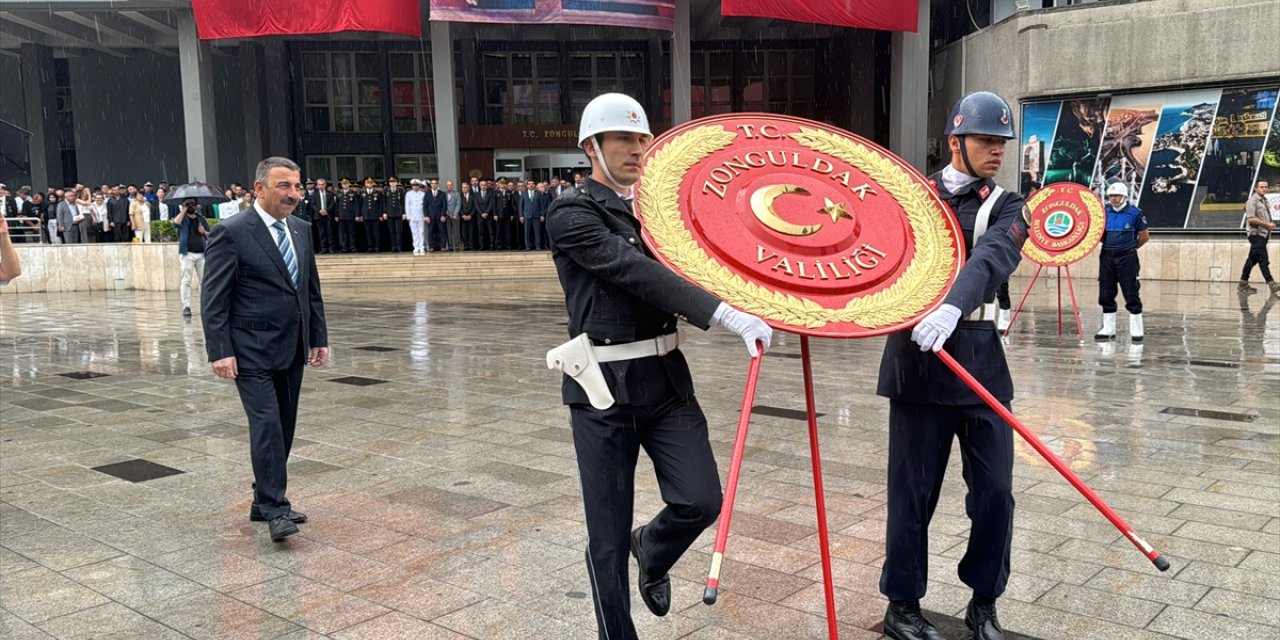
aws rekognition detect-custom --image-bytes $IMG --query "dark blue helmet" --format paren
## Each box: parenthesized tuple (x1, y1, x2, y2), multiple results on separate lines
(944, 91, 1015, 139)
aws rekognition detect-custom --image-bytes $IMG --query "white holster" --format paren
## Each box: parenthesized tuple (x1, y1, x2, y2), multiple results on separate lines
(547, 331, 683, 410)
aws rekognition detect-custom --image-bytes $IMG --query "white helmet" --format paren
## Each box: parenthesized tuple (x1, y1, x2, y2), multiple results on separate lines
(578, 93, 651, 148)
(1106, 183, 1128, 198)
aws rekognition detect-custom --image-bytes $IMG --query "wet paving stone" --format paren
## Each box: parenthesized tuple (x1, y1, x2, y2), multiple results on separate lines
(1, 278, 1277, 639)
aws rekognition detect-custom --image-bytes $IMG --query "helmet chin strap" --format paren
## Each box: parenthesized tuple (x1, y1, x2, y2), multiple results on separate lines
(591, 135, 635, 196)
(957, 135, 980, 177)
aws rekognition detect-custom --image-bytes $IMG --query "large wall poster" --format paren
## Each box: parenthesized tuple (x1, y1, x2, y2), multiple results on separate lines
(1043, 97, 1109, 188)
(1185, 87, 1277, 228)
(1022, 84, 1280, 230)
(1019, 101, 1061, 195)
(1257, 115, 1280, 188)
(1090, 95, 1162, 200)
(1139, 88, 1221, 228)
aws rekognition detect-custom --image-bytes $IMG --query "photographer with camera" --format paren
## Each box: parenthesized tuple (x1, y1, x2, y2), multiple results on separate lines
(173, 197, 210, 317)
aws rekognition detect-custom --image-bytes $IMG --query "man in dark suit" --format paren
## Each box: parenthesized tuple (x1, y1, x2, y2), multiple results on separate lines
(108, 185, 131, 243)
(383, 176, 406, 252)
(361, 177, 383, 253)
(426, 179, 448, 252)
(0, 184, 19, 222)
(312, 179, 334, 254)
(202, 156, 328, 543)
(525, 182, 547, 250)
(547, 93, 771, 639)
(475, 179, 495, 250)
(458, 182, 477, 250)
(336, 179, 361, 253)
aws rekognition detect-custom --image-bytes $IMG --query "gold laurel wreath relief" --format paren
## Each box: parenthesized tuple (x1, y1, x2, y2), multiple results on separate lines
(1022, 186, 1106, 266)
(639, 124, 957, 329)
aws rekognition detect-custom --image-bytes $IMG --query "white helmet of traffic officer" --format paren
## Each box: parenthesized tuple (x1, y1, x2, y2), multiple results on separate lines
(578, 93, 653, 192)
(1105, 182, 1128, 208)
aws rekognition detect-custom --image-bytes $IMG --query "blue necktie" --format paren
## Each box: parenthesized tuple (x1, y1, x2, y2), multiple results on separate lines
(272, 220, 299, 288)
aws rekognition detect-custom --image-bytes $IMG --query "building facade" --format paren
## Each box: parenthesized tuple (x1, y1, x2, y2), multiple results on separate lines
(1, 0, 927, 191)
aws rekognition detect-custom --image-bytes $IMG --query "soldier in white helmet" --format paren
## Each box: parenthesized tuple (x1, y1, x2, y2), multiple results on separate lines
(1094, 182, 1149, 341)
(545, 93, 773, 639)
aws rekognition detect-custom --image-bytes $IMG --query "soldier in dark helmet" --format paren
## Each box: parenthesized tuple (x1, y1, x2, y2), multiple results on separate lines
(875, 91, 1029, 640)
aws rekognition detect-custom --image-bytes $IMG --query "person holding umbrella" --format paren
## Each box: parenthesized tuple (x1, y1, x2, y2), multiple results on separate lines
(165, 181, 230, 222)
(172, 197, 210, 317)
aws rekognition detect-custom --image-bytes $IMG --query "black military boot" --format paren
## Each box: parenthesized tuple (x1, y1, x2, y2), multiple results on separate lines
(965, 595, 1005, 640)
(883, 600, 944, 640)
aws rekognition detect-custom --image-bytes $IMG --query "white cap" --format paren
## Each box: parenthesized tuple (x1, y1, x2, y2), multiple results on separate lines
(1106, 183, 1128, 197)
(578, 93, 651, 148)
(410, 179, 422, 185)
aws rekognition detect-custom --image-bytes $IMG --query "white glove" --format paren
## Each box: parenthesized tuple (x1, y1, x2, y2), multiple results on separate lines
(712, 302, 773, 357)
(911, 304, 962, 353)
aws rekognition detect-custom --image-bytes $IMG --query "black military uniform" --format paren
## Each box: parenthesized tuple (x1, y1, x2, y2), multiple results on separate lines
(361, 179, 383, 253)
(384, 179, 406, 252)
(548, 178, 724, 640)
(497, 186, 516, 250)
(296, 182, 315, 223)
(877, 91, 1027, 640)
(336, 181, 361, 253)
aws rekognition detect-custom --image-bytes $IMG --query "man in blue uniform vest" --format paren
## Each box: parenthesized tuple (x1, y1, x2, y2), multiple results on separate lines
(1094, 182, 1149, 341)
(546, 93, 773, 640)
(876, 91, 1029, 640)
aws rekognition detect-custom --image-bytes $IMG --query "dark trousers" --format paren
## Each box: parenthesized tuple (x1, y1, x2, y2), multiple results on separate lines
(113, 225, 130, 243)
(235, 349, 305, 521)
(570, 395, 722, 640)
(1241, 235, 1273, 283)
(386, 217, 404, 251)
(316, 215, 333, 252)
(427, 217, 445, 250)
(1098, 248, 1142, 314)
(881, 400, 1014, 602)
(497, 215, 513, 249)
(525, 217, 545, 250)
(363, 219, 382, 252)
(478, 215, 495, 249)
(462, 219, 477, 249)
(996, 280, 1011, 310)
(339, 219, 357, 253)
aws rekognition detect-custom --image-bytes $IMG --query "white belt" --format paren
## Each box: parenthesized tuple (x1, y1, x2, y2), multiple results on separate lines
(594, 332, 682, 362)
(964, 302, 998, 322)
(547, 331, 683, 410)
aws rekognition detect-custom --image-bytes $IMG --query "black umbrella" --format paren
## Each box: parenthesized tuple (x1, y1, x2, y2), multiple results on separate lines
(164, 181, 228, 206)
(0, 119, 32, 182)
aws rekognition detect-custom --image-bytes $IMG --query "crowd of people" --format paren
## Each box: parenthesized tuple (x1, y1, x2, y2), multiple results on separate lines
(0, 181, 180, 245)
(292, 173, 585, 255)
(0, 173, 587, 257)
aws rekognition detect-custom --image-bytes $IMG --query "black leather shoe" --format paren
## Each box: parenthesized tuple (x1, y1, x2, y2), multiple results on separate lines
(182, 307, 191, 317)
(966, 596, 1005, 640)
(268, 516, 299, 542)
(249, 504, 307, 524)
(883, 600, 944, 640)
(630, 526, 670, 617)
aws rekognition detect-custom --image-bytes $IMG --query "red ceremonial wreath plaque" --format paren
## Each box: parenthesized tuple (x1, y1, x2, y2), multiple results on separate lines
(1021, 182, 1106, 267)
(634, 114, 964, 338)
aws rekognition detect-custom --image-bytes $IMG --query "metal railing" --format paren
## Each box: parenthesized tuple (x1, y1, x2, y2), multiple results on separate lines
(4, 217, 44, 243)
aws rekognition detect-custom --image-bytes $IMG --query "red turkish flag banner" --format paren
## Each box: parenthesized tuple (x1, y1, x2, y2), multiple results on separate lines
(720, 0, 919, 32)
(191, 0, 423, 40)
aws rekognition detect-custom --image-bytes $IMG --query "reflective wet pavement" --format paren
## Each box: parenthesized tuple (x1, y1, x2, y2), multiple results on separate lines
(1, 275, 1277, 639)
